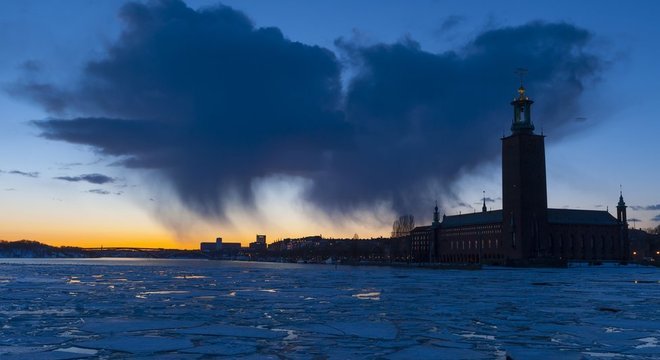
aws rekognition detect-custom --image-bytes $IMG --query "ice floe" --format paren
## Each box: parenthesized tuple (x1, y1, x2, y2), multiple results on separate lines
(0, 259, 657, 358)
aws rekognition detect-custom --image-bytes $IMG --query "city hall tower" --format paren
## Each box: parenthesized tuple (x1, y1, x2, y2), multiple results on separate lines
(501, 85, 548, 259)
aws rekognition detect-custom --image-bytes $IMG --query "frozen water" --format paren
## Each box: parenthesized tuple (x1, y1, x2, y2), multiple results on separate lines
(178, 324, 285, 338)
(77, 336, 193, 353)
(0, 259, 657, 359)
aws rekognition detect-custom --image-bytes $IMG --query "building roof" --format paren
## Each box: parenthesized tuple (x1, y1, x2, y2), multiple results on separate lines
(410, 225, 432, 233)
(432, 208, 618, 229)
(547, 208, 619, 225)
(441, 210, 503, 228)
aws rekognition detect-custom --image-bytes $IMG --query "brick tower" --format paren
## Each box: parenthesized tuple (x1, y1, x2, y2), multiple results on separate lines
(501, 85, 548, 260)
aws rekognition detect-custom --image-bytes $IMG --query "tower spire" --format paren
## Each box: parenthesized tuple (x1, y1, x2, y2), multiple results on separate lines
(618, 185, 626, 207)
(482, 190, 487, 213)
(432, 200, 440, 226)
(511, 69, 535, 134)
(516, 68, 527, 87)
(617, 186, 627, 225)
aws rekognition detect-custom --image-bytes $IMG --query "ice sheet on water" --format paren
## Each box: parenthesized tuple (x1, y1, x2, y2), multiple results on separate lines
(80, 318, 203, 333)
(0, 335, 68, 346)
(0, 260, 658, 358)
(505, 346, 585, 360)
(179, 324, 285, 339)
(0, 349, 94, 360)
(76, 335, 193, 353)
(180, 342, 256, 355)
(325, 321, 398, 339)
(55, 347, 97, 356)
(130, 353, 202, 360)
(292, 323, 345, 336)
(386, 345, 490, 359)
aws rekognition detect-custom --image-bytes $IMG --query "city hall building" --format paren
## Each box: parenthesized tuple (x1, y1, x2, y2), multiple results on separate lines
(411, 86, 630, 265)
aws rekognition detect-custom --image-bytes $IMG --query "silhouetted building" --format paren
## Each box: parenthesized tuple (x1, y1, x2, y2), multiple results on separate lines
(200, 237, 243, 255)
(629, 228, 660, 262)
(200, 237, 223, 252)
(411, 225, 432, 262)
(411, 85, 629, 264)
(249, 234, 267, 251)
(222, 242, 242, 251)
(268, 235, 389, 262)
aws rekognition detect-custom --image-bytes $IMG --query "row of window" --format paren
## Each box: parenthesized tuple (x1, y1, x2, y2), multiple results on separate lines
(449, 239, 500, 251)
(443, 228, 501, 237)
(439, 253, 505, 263)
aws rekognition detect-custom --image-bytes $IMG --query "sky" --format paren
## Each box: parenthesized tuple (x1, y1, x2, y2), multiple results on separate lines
(1, 0, 659, 248)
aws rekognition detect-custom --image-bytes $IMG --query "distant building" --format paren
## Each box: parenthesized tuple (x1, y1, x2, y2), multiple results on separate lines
(222, 243, 242, 250)
(410, 85, 630, 264)
(410, 225, 432, 262)
(629, 228, 660, 262)
(249, 234, 267, 251)
(267, 235, 389, 262)
(200, 237, 223, 252)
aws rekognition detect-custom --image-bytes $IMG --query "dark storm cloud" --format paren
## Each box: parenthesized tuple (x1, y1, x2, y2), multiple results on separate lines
(54, 173, 115, 184)
(88, 189, 111, 195)
(316, 21, 602, 212)
(9, 82, 69, 113)
(438, 15, 465, 33)
(627, 217, 641, 222)
(0, 170, 40, 178)
(631, 204, 660, 211)
(87, 188, 122, 195)
(28, 0, 345, 218)
(15, 0, 604, 221)
(20, 60, 41, 72)
(652, 214, 660, 222)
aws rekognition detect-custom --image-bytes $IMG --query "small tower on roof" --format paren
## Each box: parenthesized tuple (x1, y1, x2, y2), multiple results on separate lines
(617, 186, 627, 225)
(511, 68, 535, 134)
(432, 201, 440, 227)
(482, 191, 487, 213)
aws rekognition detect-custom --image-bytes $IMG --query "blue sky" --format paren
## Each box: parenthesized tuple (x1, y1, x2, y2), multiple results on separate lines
(0, 0, 658, 247)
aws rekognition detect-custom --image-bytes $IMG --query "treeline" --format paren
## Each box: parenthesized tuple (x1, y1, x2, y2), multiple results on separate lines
(0, 240, 87, 258)
(0, 240, 205, 259)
